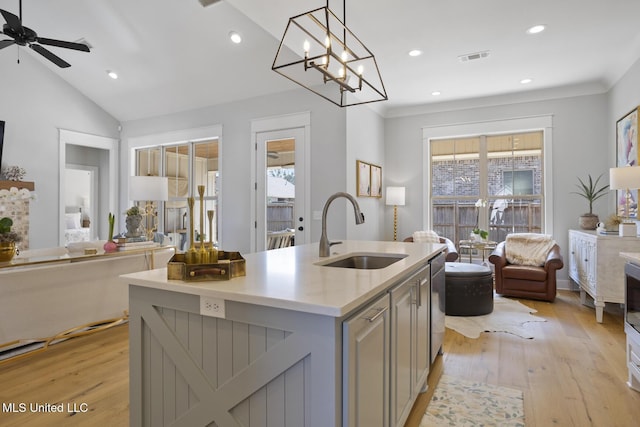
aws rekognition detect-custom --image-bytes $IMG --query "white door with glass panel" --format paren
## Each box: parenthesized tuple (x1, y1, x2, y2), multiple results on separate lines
(255, 128, 307, 252)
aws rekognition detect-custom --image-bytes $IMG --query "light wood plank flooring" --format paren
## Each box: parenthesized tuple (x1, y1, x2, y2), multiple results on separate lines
(1, 290, 639, 426)
(407, 290, 640, 426)
(0, 323, 129, 426)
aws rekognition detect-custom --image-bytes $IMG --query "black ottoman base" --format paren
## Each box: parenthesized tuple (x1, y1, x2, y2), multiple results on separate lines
(445, 263, 494, 316)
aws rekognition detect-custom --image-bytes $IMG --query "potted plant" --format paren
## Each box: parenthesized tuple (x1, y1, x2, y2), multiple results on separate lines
(103, 212, 118, 253)
(572, 174, 609, 230)
(471, 199, 489, 241)
(125, 205, 143, 238)
(0, 217, 21, 262)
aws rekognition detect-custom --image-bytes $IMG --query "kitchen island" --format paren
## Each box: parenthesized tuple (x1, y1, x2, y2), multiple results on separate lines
(122, 240, 446, 427)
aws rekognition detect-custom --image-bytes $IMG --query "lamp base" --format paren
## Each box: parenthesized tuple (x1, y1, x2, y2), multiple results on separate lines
(393, 205, 398, 241)
(619, 222, 637, 237)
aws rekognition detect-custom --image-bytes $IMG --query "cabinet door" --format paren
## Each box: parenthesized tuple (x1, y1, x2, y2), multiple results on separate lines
(390, 280, 415, 427)
(430, 256, 445, 364)
(568, 232, 579, 282)
(577, 237, 589, 286)
(415, 268, 430, 394)
(585, 239, 598, 293)
(343, 293, 390, 427)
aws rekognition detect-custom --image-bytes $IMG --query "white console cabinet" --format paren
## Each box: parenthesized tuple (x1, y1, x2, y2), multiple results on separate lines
(568, 229, 640, 322)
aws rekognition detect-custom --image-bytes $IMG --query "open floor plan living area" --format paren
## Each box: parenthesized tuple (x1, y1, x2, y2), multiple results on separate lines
(2, 1, 640, 425)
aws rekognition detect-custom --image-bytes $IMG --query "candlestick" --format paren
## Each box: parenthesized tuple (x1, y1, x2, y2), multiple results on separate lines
(198, 185, 209, 263)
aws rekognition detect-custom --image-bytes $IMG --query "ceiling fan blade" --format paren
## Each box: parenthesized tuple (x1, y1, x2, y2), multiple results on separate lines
(0, 9, 21, 31)
(37, 37, 90, 52)
(0, 39, 15, 50)
(30, 43, 71, 68)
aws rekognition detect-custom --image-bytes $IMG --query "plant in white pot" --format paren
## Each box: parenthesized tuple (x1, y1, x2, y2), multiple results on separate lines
(572, 174, 609, 230)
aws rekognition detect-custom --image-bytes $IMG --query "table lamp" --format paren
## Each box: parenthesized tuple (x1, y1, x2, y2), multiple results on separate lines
(386, 186, 405, 241)
(129, 175, 169, 241)
(609, 166, 640, 236)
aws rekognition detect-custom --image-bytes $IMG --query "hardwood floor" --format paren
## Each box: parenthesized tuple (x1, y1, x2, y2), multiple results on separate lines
(0, 323, 129, 427)
(407, 290, 640, 426)
(1, 290, 639, 426)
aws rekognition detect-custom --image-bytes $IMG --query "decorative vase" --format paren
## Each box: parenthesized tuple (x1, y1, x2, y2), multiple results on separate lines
(0, 241, 16, 262)
(470, 232, 480, 242)
(579, 214, 599, 230)
(126, 214, 143, 238)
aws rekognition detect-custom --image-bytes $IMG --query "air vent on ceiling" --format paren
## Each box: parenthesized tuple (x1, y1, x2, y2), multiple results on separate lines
(458, 50, 490, 62)
(199, 0, 222, 7)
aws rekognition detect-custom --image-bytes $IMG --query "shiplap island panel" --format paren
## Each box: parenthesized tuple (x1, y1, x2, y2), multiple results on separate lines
(122, 240, 445, 427)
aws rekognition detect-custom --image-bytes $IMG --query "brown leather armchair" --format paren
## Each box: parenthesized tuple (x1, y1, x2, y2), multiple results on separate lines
(489, 241, 563, 302)
(403, 236, 459, 262)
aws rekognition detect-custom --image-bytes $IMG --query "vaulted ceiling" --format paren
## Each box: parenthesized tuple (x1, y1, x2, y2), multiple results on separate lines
(2, 0, 640, 122)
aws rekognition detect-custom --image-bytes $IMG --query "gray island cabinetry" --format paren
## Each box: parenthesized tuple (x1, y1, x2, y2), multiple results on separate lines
(122, 240, 445, 427)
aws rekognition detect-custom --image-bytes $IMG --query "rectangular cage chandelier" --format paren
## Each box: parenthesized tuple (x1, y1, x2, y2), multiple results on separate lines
(272, 1, 387, 107)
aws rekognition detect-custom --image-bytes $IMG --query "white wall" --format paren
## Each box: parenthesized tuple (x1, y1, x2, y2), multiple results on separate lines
(0, 52, 119, 248)
(346, 106, 386, 240)
(384, 91, 610, 283)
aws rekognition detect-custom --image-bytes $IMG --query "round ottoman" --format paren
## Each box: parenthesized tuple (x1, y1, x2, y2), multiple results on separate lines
(445, 262, 494, 316)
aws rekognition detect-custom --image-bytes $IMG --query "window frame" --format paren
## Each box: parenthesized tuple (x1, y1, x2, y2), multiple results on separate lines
(422, 116, 554, 240)
(126, 124, 223, 246)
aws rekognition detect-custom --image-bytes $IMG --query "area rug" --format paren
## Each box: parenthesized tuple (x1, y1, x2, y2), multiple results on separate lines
(445, 295, 545, 339)
(420, 374, 525, 426)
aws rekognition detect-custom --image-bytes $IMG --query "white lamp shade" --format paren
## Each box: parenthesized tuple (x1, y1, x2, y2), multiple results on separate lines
(129, 176, 169, 201)
(610, 166, 640, 190)
(386, 186, 406, 206)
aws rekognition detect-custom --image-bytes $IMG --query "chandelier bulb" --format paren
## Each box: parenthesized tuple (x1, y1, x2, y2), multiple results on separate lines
(303, 40, 310, 54)
(357, 65, 364, 76)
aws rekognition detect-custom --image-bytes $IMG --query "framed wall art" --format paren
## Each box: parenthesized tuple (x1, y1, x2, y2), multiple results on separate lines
(370, 164, 382, 198)
(356, 160, 370, 197)
(356, 160, 382, 198)
(616, 106, 639, 217)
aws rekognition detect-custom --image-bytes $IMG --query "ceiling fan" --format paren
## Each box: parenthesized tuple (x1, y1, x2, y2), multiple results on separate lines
(0, 0, 89, 68)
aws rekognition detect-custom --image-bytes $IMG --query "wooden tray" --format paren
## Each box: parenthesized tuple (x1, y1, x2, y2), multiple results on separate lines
(167, 251, 245, 281)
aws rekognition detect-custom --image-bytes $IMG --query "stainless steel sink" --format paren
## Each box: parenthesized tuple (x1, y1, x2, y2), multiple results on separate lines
(318, 253, 408, 269)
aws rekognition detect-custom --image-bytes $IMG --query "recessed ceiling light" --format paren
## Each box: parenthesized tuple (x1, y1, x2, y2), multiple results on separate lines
(107, 70, 118, 79)
(526, 24, 546, 34)
(431, 91, 441, 96)
(408, 49, 422, 57)
(520, 78, 533, 84)
(229, 31, 242, 44)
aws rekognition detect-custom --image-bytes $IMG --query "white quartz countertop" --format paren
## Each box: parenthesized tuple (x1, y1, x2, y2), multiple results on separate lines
(120, 240, 445, 317)
(621, 252, 640, 264)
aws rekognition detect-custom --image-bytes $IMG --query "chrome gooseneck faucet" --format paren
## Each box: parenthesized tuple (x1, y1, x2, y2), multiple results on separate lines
(319, 192, 365, 257)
